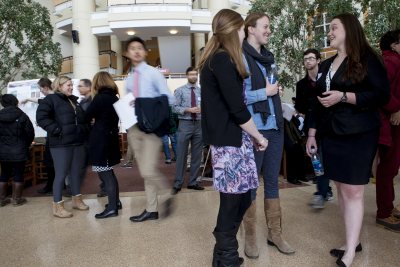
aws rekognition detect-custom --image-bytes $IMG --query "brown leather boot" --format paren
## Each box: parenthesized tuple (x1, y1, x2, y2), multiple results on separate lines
(243, 201, 259, 259)
(0, 182, 11, 207)
(264, 198, 295, 255)
(12, 182, 27, 206)
(72, 194, 89, 210)
(53, 200, 73, 218)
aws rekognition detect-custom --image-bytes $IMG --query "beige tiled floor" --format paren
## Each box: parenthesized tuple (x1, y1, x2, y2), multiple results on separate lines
(1, 180, 399, 267)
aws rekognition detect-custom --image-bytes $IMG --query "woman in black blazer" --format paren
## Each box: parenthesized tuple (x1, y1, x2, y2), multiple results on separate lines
(198, 9, 268, 267)
(306, 14, 390, 267)
(85, 72, 121, 219)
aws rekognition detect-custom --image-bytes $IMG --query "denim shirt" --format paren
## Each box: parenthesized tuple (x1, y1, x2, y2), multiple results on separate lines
(243, 57, 278, 130)
(125, 62, 174, 105)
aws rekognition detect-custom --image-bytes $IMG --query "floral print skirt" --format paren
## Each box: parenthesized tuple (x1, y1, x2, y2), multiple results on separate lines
(210, 131, 259, 194)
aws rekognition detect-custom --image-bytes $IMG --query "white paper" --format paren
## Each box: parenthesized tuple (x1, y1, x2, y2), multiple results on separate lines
(113, 93, 137, 131)
(7, 79, 81, 138)
(281, 102, 296, 122)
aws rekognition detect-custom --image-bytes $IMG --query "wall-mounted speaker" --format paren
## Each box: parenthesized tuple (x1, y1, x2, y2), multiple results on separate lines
(71, 30, 79, 44)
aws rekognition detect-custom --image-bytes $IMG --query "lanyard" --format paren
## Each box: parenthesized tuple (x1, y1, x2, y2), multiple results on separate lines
(325, 64, 333, 92)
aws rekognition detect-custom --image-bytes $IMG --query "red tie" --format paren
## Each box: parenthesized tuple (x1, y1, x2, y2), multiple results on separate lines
(191, 87, 196, 120)
(133, 69, 139, 98)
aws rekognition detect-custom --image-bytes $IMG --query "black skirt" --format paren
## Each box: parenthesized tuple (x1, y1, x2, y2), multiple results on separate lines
(321, 128, 379, 185)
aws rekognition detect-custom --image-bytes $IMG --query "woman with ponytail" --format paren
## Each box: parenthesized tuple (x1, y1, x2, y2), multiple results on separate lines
(199, 9, 268, 267)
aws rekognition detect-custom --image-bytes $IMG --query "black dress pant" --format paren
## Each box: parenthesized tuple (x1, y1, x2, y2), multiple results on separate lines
(98, 170, 119, 210)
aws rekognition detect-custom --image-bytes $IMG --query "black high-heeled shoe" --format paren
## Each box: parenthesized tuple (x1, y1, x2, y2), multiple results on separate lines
(336, 258, 347, 267)
(330, 243, 362, 258)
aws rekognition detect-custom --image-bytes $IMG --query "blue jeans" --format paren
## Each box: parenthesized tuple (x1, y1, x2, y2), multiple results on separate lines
(162, 134, 177, 160)
(314, 139, 331, 198)
(251, 129, 284, 201)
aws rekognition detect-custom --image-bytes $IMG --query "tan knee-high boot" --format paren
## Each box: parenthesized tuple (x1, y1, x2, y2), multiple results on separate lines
(264, 198, 295, 255)
(53, 200, 73, 218)
(243, 201, 259, 259)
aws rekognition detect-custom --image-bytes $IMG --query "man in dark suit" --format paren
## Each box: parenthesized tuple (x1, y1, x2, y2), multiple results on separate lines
(295, 48, 333, 209)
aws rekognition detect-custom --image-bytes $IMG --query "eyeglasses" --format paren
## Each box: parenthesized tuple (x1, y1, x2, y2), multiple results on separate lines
(303, 57, 316, 62)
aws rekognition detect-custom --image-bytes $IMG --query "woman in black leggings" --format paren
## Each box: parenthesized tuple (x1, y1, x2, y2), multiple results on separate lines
(85, 72, 121, 219)
(37, 76, 89, 218)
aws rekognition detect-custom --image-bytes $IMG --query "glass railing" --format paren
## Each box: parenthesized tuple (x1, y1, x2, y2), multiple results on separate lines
(53, 0, 70, 6)
(108, 0, 192, 6)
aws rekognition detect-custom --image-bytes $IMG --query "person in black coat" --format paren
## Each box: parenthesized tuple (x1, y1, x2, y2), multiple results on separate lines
(0, 94, 34, 206)
(85, 71, 121, 219)
(36, 76, 89, 218)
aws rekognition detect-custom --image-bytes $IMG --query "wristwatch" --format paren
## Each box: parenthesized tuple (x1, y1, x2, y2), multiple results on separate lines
(340, 92, 347, 103)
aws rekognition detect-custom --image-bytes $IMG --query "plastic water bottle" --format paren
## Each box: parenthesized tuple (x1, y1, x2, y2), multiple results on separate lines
(310, 146, 324, 176)
(268, 64, 278, 84)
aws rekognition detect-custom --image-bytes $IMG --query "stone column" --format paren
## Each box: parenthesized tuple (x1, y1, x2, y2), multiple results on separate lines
(193, 33, 205, 66)
(72, 0, 99, 79)
(111, 35, 123, 75)
(207, 0, 230, 16)
(207, 0, 230, 37)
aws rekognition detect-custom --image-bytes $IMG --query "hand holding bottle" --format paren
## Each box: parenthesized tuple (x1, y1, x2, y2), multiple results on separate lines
(310, 146, 324, 176)
(266, 64, 279, 96)
(265, 78, 279, 96)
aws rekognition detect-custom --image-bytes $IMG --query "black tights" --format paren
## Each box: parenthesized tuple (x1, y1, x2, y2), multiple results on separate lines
(98, 170, 119, 210)
(215, 191, 251, 232)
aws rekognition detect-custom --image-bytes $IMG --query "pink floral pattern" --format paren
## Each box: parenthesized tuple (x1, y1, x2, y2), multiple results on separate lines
(211, 131, 259, 193)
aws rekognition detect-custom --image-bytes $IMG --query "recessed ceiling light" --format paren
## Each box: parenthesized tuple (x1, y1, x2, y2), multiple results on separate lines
(169, 29, 178, 35)
(127, 31, 136, 36)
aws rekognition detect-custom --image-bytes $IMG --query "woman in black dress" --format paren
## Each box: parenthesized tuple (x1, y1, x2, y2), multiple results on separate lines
(85, 71, 122, 219)
(306, 14, 390, 267)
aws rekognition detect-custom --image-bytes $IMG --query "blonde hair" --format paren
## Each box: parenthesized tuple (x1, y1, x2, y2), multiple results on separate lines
(52, 76, 71, 93)
(198, 9, 247, 78)
(91, 71, 119, 97)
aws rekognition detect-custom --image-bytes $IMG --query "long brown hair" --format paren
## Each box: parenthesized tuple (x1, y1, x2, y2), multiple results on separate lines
(92, 71, 119, 97)
(333, 13, 378, 83)
(198, 9, 247, 78)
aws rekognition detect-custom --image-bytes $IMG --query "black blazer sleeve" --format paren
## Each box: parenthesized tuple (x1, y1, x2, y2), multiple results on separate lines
(210, 52, 251, 125)
(295, 79, 308, 114)
(355, 55, 390, 108)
